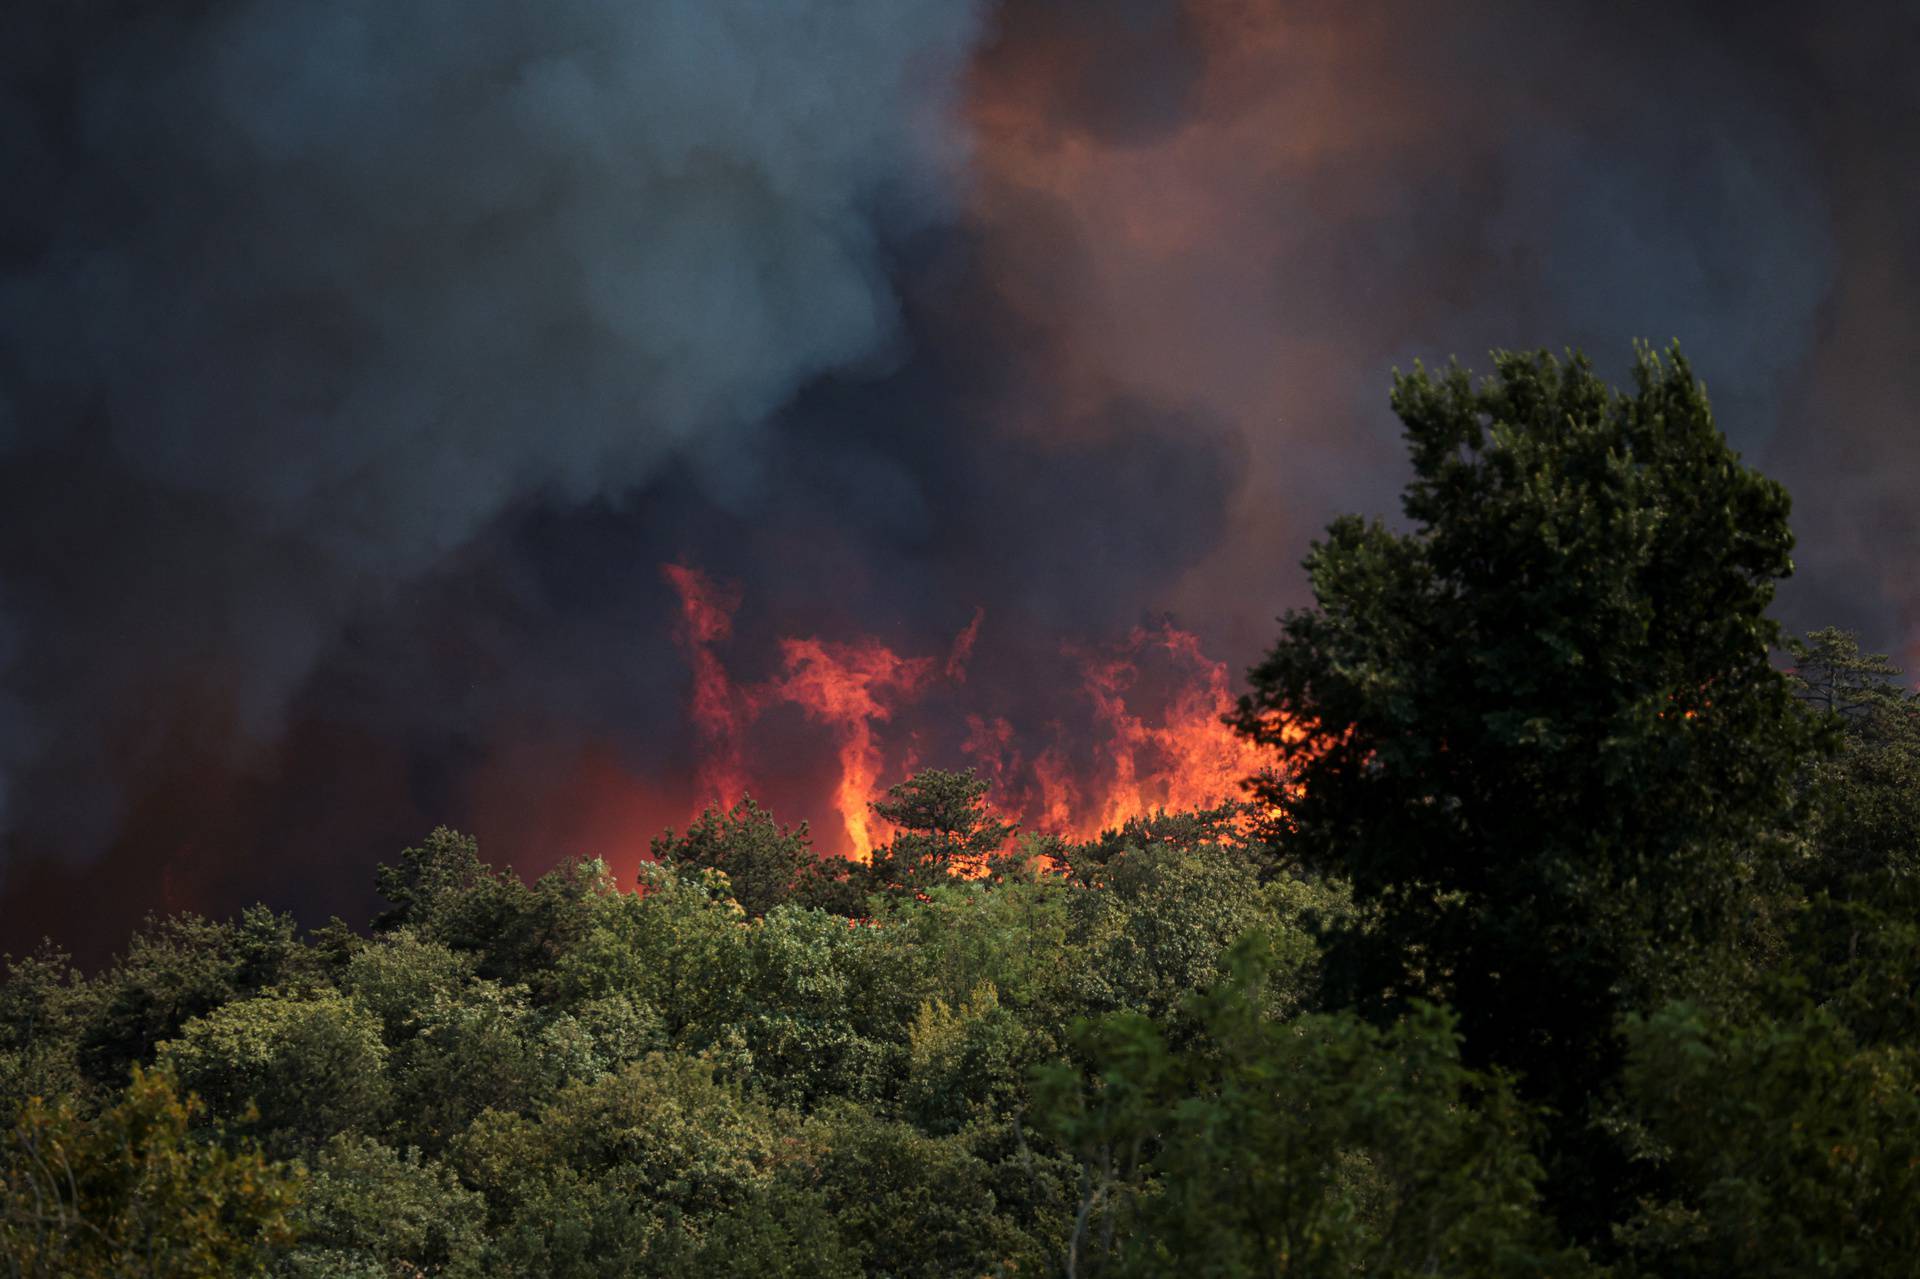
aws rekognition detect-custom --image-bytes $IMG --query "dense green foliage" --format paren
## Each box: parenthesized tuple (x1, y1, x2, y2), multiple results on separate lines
(1234, 347, 1823, 1237)
(6, 347, 1918, 1275)
(5, 820, 1365, 1277)
(2, 1066, 302, 1277)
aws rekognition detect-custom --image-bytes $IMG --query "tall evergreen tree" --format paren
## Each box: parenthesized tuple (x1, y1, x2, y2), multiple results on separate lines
(868, 769, 1015, 891)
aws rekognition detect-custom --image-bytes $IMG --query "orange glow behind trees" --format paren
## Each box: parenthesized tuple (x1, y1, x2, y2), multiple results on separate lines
(661, 563, 1290, 863)
(1077, 624, 1275, 834)
(662, 564, 749, 809)
(766, 636, 939, 861)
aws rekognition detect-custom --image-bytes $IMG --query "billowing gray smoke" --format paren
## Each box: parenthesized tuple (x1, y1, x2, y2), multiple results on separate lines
(7, 0, 1920, 962)
(0, 0, 984, 853)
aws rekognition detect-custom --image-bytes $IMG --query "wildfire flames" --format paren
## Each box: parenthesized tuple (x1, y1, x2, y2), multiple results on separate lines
(767, 636, 939, 860)
(663, 563, 1277, 861)
(662, 563, 749, 809)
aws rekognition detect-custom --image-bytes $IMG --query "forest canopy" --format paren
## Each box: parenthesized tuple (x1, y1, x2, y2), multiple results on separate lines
(5, 348, 1918, 1277)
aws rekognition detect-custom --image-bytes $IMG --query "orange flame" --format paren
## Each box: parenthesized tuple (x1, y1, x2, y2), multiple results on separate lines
(1068, 622, 1273, 836)
(766, 637, 939, 860)
(946, 607, 986, 681)
(662, 563, 748, 808)
(661, 563, 1298, 865)
(949, 621, 1285, 840)
(1033, 742, 1080, 831)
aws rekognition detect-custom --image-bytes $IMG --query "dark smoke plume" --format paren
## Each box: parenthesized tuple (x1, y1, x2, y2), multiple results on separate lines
(0, 0, 984, 873)
(5, 0, 1919, 960)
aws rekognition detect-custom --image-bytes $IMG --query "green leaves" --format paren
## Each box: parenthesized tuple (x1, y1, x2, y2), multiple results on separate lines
(1034, 937, 1590, 1278)
(1234, 345, 1814, 1239)
(286, 1135, 487, 1278)
(652, 797, 821, 920)
(869, 767, 1019, 892)
(1619, 1001, 1920, 1277)
(157, 988, 387, 1159)
(1, 1067, 302, 1278)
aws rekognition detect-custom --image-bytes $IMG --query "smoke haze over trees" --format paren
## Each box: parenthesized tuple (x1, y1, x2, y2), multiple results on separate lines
(4, 1, 1917, 1270)
(1, 0, 1919, 959)
(8, 348, 1920, 1275)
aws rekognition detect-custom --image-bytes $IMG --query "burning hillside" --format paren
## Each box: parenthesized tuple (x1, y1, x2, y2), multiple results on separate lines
(662, 562, 1271, 862)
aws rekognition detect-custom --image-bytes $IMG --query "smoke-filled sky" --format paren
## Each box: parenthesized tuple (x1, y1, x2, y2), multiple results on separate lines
(4, 0, 1917, 959)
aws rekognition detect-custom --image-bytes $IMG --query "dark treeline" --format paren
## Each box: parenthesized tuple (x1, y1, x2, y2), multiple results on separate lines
(4, 347, 1917, 1277)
